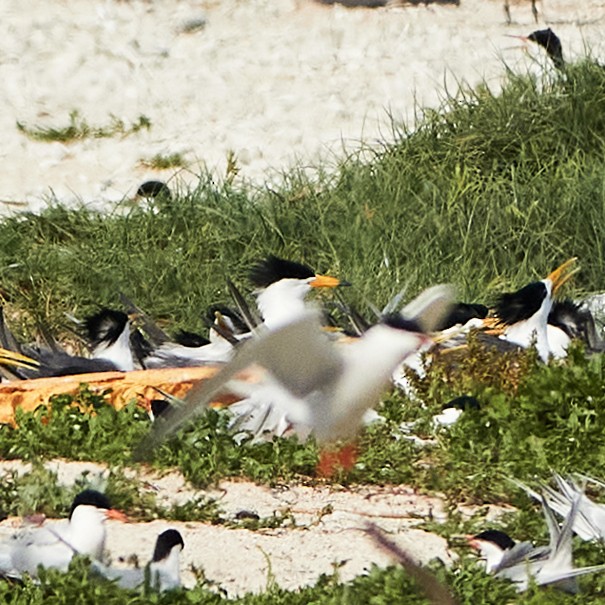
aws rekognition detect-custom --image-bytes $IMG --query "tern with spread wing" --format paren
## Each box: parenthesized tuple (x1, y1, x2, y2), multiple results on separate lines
(135, 284, 453, 455)
(469, 492, 605, 592)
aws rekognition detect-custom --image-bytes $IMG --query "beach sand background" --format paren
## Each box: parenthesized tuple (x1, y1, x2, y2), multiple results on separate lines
(2, 0, 604, 213)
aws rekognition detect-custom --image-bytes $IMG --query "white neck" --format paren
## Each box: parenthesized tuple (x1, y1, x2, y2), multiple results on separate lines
(476, 541, 505, 573)
(149, 546, 181, 590)
(67, 506, 107, 559)
(503, 285, 553, 362)
(93, 324, 134, 371)
(255, 279, 312, 330)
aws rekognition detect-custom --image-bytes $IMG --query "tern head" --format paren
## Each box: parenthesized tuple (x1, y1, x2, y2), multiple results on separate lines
(468, 530, 515, 572)
(69, 489, 127, 524)
(152, 529, 185, 563)
(528, 28, 564, 68)
(495, 258, 578, 327)
(207, 304, 248, 335)
(249, 256, 345, 293)
(85, 309, 131, 348)
(548, 299, 601, 351)
(85, 308, 135, 371)
(136, 180, 172, 203)
(250, 256, 347, 329)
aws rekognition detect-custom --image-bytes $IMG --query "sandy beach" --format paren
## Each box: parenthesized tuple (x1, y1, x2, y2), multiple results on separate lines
(2, 0, 604, 213)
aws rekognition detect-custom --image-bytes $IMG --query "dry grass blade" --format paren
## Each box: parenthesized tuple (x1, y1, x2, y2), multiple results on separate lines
(366, 522, 459, 605)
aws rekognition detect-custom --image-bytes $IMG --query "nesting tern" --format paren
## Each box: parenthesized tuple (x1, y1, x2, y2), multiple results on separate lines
(135, 283, 453, 455)
(469, 493, 605, 592)
(0, 490, 126, 577)
(493, 258, 579, 361)
(92, 528, 184, 591)
(248, 255, 347, 330)
(85, 308, 136, 371)
(140, 256, 346, 369)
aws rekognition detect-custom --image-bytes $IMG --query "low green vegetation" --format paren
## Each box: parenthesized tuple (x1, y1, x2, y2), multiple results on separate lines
(16, 110, 151, 143)
(140, 152, 187, 170)
(2, 60, 605, 602)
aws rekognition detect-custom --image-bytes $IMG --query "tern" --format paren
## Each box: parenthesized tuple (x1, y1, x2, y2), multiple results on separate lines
(141, 256, 346, 369)
(0, 490, 126, 577)
(493, 258, 579, 362)
(513, 473, 605, 542)
(92, 528, 184, 592)
(85, 308, 136, 371)
(469, 493, 605, 592)
(0, 306, 137, 379)
(248, 255, 347, 331)
(135, 283, 453, 455)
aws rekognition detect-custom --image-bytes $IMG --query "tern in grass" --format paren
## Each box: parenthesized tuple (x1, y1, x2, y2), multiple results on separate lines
(492, 258, 579, 362)
(135, 283, 453, 455)
(0, 490, 126, 577)
(246, 255, 348, 331)
(0, 307, 135, 379)
(469, 493, 605, 592)
(92, 529, 184, 592)
(141, 256, 347, 369)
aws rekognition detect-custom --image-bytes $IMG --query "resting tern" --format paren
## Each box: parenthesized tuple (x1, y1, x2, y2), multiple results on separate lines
(135, 283, 453, 455)
(547, 300, 604, 358)
(469, 494, 605, 592)
(0, 490, 126, 577)
(510, 27, 564, 69)
(141, 256, 346, 369)
(92, 529, 184, 591)
(85, 308, 136, 371)
(248, 255, 347, 330)
(493, 258, 579, 362)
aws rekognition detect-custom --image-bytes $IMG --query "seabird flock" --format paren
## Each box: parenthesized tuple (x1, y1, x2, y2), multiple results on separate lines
(0, 15, 601, 598)
(0, 249, 604, 593)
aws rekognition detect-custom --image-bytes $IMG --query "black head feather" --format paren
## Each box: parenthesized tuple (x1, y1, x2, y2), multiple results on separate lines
(249, 256, 315, 288)
(528, 28, 564, 68)
(438, 302, 488, 330)
(472, 529, 515, 551)
(442, 395, 480, 412)
(549, 299, 599, 345)
(494, 282, 548, 325)
(381, 313, 423, 333)
(85, 308, 129, 348)
(173, 330, 210, 348)
(69, 489, 111, 518)
(152, 529, 185, 561)
(150, 399, 172, 420)
(136, 180, 172, 201)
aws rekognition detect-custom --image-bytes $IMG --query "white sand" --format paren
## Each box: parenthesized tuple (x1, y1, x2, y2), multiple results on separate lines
(0, 459, 518, 596)
(2, 0, 604, 213)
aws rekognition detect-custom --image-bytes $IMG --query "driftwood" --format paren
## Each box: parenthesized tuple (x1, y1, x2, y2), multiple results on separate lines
(0, 365, 251, 426)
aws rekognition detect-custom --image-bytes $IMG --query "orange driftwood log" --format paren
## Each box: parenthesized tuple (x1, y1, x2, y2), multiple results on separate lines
(0, 366, 242, 426)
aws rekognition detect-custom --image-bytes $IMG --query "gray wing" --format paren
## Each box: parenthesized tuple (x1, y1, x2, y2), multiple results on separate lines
(401, 285, 455, 332)
(135, 310, 342, 457)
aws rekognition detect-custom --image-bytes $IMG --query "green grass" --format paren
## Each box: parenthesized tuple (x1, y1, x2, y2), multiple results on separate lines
(139, 152, 187, 170)
(3, 59, 605, 602)
(2, 61, 605, 340)
(16, 110, 151, 143)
